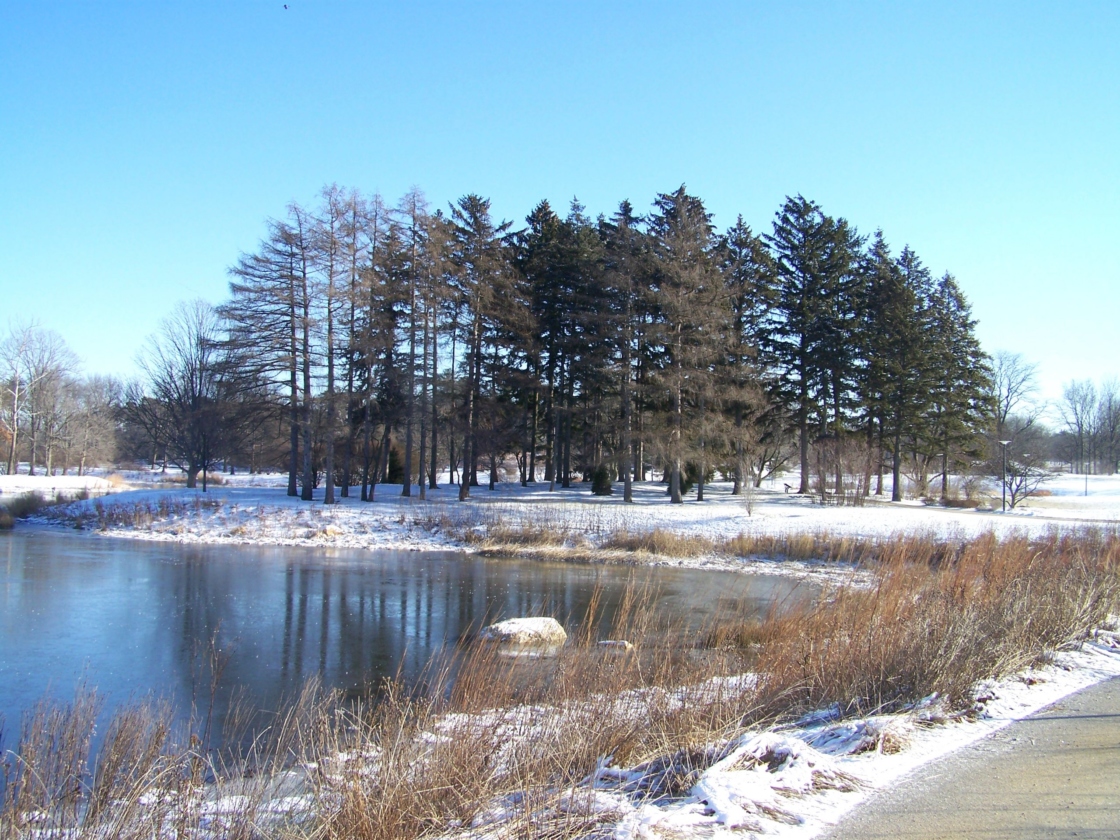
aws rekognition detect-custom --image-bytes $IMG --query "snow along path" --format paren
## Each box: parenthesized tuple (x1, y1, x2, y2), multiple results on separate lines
(599, 634, 1120, 840)
(820, 675, 1120, 839)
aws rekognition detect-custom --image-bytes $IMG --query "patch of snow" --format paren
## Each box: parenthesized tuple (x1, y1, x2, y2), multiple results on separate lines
(28, 475, 1118, 589)
(597, 639, 1120, 840)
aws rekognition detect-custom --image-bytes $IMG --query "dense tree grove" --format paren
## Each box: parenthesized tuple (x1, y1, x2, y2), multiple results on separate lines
(161, 185, 999, 502)
(9, 185, 1061, 501)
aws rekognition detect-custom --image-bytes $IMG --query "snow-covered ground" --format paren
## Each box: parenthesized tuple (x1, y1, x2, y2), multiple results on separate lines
(0, 471, 114, 500)
(12, 469, 1120, 564)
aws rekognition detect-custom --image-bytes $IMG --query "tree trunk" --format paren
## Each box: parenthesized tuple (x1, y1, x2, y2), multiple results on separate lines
(891, 423, 903, 502)
(862, 416, 874, 497)
(561, 380, 573, 488)
(300, 266, 314, 501)
(621, 323, 633, 503)
(360, 410, 372, 501)
(875, 418, 885, 496)
(833, 375, 844, 496)
(458, 317, 478, 501)
(792, 398, 810, 497)
(527, 388, 539, 484)
(545, 383, 555, 487)
(324, 295, 336, 504)
(429, 313, 439, 489)
(418, 292, 429, 501)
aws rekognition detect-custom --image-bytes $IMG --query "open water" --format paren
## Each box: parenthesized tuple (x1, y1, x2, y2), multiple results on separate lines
(0, 528, 810, 749)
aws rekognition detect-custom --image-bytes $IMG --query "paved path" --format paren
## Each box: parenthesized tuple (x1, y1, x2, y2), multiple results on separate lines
(822, 677, 1120, 840)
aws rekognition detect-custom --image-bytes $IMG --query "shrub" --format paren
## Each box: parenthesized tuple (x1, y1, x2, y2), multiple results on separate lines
(591, 463, 613, 496)
(1, 491, 47, 519)
(941, 497, 980, 509)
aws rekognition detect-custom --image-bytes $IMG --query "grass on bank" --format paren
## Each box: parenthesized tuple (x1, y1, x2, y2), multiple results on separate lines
(1, 489, 98, 529)
(2, 528, 1118, 839)
(38, 492, 984, 569)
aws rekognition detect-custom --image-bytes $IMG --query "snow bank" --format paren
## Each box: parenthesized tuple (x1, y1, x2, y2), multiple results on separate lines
(595, 635, 1120, 839)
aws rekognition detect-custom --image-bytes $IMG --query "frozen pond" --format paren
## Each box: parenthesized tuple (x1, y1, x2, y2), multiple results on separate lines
(0, 528, 811, 748)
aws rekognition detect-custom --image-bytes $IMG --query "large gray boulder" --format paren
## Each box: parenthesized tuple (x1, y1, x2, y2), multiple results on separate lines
(479, 617, 568, 648)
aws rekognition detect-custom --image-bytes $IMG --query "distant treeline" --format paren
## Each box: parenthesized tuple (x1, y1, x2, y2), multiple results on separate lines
(7, 186, 1116, 500)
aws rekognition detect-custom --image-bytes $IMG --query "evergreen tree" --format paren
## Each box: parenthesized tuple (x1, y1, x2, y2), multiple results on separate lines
(599, 200, 650, 502)
(397, 188, 430, 497)
(925, 272, 990, 498)
(448, 195, 514, 500)
(719, 217, 774, 494)
(647, 186, 729, 503)
(762, 196, 858, 494)
(224, 217, 310, 496)
(879, 244, 936, 501)
(519, 200, 566, 486)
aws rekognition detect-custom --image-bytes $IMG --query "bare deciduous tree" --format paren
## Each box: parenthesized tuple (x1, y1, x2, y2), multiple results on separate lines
(1000, 418, 1054, 509)
(134, 301, 225, 490)
(1, 321, 78, 474)
(990, 350, 1042, 439)
(1060, 379, 1097, 474)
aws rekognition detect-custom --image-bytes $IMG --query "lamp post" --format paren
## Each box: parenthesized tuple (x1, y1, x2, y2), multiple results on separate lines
(999, 440, 1011, 512)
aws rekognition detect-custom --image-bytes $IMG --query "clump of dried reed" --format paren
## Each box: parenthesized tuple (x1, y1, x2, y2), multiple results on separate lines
(741, 529, 1120, 716)
(310, 582, 756, 840)
(45, 496, 223, 531)
(471, 515, 946, 568)
(601, 528, 716, 557)
(0, 491, 49, 521)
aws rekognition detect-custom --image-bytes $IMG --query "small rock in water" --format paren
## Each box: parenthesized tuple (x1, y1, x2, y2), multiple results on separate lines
(479, 617, 568, 648)
(598, 639, 635, 653)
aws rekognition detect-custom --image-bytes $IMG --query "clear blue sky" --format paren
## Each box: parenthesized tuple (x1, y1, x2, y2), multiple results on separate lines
(2, 1, 1117, 404)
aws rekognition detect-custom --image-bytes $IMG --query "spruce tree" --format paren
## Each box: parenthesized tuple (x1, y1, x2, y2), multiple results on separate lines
(646, 186, 728, 503)
(879, 244, 936, 501)
(762, 196, 858, 494)
(720, 217, 774, 494)
(925, 272, 990, 498)
(448, 195, 514, 500)
(600, 200, 650, 502)
(224, 218, 310, 497)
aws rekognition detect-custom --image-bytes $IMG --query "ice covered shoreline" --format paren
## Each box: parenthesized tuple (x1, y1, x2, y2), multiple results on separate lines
(11, 470, 1120, 567)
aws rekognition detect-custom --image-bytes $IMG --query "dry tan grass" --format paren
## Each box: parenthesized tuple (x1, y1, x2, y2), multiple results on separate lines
(601, 528, 716, 557)
(0, 491, 49, 520)
(745, 530, 1120, 715)
(474, 517, 946, 569)
(45, 496, 223, 531)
